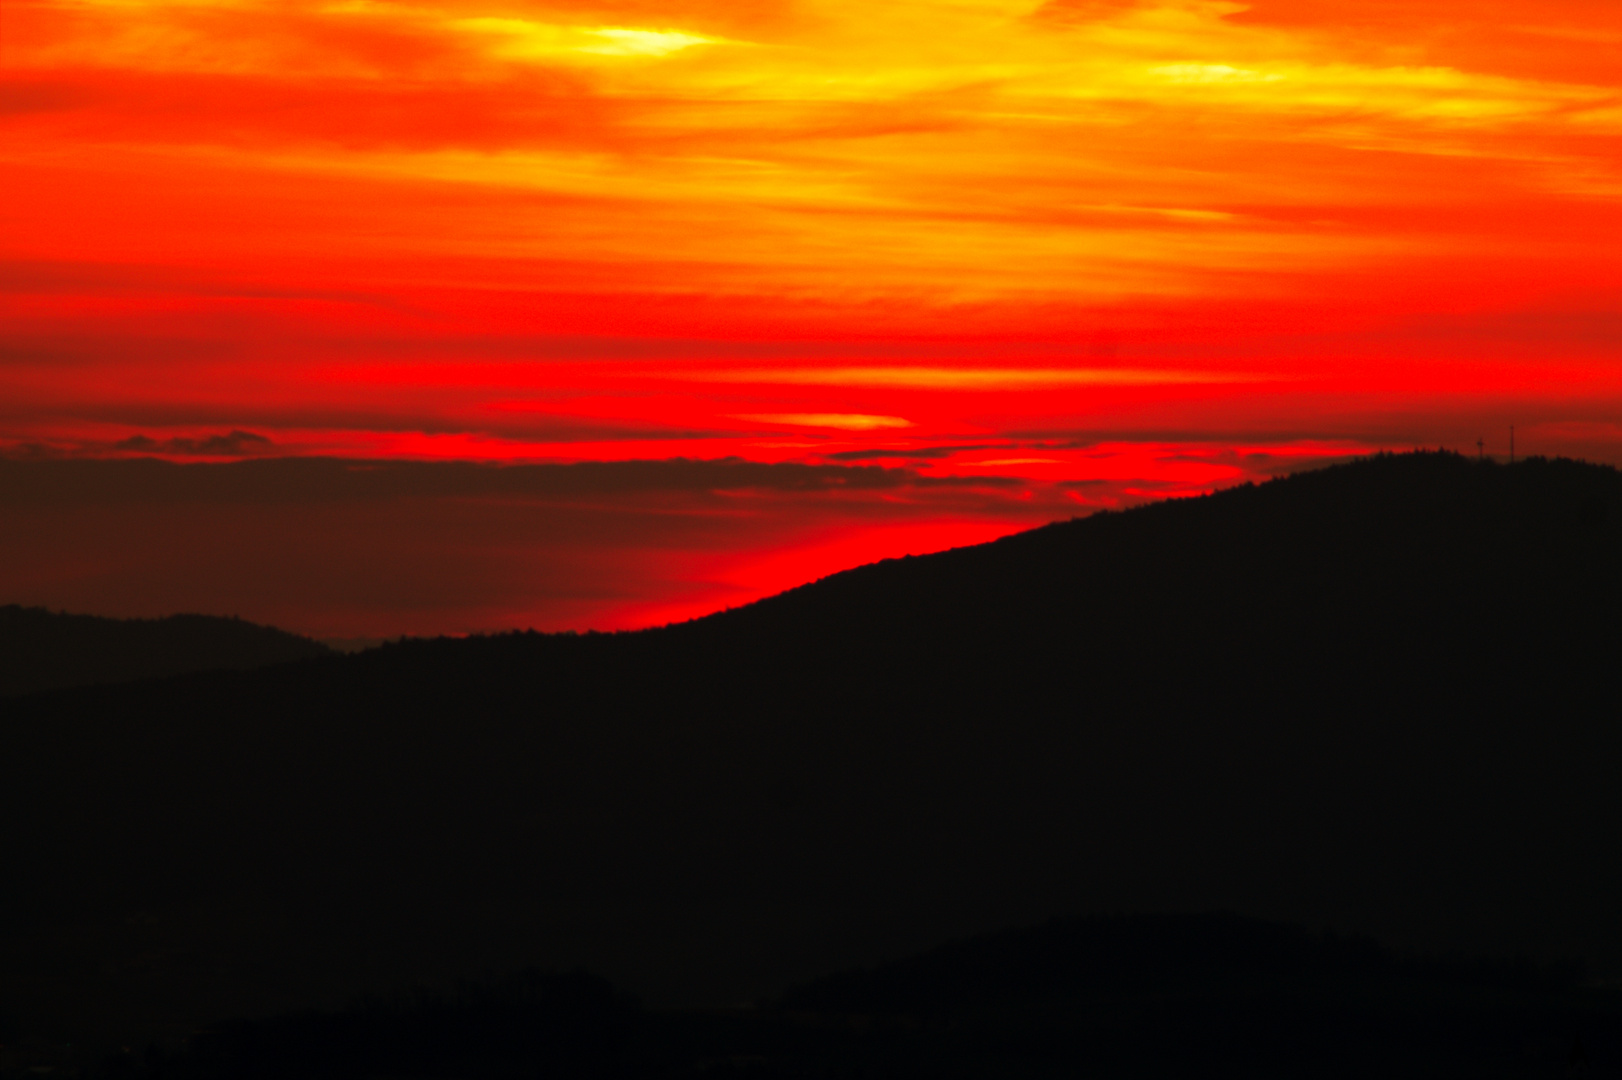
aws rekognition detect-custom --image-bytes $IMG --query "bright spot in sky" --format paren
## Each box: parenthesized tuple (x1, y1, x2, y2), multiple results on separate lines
(1154, 64, 1285, 84)
(453, 19, 718, 60)
(579, 28, 719, 56)
(735, 414, 915, 431)
(970, 459, 1064, 466)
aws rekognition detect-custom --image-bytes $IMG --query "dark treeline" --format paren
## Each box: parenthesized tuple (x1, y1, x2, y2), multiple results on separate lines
(0, 606, 330, 697)
(4, 451, 1622, 1059)
(106, 914, 1622, 1079)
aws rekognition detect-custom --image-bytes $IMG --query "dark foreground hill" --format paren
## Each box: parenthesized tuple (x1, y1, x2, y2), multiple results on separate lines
(4, 451, 1622, 1051)
(89, 914, 1622, 1079)
(0, 605, 330, 697)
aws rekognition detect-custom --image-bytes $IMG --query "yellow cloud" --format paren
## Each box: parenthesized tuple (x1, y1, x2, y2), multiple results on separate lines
(733, 414, 915, 430)
(453, 18, 724, 61)
(1152, 63, 1284, 85)
(579, 28, 720, 57)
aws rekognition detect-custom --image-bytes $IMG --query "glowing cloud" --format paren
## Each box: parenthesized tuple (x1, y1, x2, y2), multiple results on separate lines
(579, 28, 721, 56)
(734, 414, 916, 431)
(696, 368, 1261, 389)
(454, 19, 723, 61)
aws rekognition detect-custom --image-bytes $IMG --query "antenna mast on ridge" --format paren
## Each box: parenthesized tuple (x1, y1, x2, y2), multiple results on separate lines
(1510, 425, 1515, 464)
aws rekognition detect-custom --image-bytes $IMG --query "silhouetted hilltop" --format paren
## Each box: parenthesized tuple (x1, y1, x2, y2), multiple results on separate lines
(5, 452, 1622, 1053)
(0, 605, 331, 697)
(105, 914, 1622, 1079)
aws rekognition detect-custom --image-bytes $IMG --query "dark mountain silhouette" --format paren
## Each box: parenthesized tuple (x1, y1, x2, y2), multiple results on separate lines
(5, 451, 1622, 1055)
(98, 914, 1622, 1079)
(0, 605, 331, 698)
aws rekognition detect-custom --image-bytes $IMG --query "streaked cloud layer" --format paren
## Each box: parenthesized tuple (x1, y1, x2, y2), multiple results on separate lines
(2, 0, 1620, 630)
(8, 0, 1620, 305)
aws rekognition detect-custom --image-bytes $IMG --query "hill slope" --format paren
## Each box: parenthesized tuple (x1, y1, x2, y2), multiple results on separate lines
(0, 606, 331, 697)
(4, 451, 1621, 1045)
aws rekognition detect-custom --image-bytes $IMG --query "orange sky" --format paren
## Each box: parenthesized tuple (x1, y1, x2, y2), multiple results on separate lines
(3, 0, 1621, 635)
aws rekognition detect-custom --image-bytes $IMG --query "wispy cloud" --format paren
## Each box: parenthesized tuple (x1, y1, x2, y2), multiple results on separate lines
(733, 413, 914, 430)
(697, 367, 1262, 389)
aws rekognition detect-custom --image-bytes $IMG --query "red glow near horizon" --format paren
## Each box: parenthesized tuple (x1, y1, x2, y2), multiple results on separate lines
(3, 0, 1621, 635)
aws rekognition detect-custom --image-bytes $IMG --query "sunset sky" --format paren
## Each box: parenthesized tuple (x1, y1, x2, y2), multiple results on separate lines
(3, 0, 1621, 638)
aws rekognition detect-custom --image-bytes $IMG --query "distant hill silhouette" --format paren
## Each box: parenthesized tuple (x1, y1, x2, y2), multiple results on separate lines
(0, 606, 331, 698)
(4, 451, 1622, 1052)
(98, 914, 1622, 1079)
